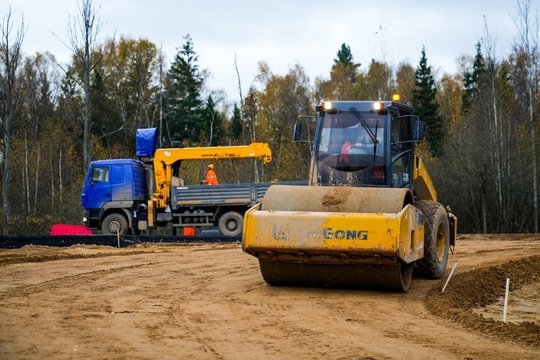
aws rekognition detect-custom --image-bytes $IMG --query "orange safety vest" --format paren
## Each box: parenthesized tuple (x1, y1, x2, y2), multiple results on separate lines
(339, 141, 352, 163)
(205, 169, 219, 185)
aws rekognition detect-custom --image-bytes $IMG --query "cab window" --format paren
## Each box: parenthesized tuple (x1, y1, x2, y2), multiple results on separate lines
(391, 113, 414, 187)
(91, 166, 110, 183)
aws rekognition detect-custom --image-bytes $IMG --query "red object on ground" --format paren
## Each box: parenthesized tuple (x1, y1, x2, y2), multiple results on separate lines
(50, 224, 93, 236)
(183, 227, 196, 236)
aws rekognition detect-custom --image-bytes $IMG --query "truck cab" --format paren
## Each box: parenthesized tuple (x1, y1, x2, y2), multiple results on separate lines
(81, 159, 147, 234)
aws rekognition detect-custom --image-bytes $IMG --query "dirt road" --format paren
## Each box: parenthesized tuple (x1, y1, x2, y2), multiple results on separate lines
(0, 235, 539, 359)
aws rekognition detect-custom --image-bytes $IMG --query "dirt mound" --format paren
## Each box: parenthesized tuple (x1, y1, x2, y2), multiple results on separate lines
(0, 243, 178, 266)
(425, 255, 540, 347)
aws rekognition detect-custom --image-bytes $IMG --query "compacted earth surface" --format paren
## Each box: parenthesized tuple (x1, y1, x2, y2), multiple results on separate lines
(0, 234, 538, 359)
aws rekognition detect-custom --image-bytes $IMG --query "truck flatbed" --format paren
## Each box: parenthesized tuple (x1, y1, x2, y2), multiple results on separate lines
(171, 182, 273, 208)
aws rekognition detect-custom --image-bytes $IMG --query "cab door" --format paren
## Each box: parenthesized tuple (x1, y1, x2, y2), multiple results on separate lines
(390, 113, 414, 188)
(81, 165, 112, 210)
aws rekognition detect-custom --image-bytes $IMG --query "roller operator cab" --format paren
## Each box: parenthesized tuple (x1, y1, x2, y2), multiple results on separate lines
(242, 99, 457, 292)
(306, 100, 424, 188)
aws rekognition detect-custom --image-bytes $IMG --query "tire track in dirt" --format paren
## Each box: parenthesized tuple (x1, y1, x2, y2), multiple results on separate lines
(0, 261, 167, 302)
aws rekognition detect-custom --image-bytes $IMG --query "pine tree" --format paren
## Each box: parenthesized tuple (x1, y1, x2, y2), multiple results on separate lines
(411, 47, 444, 157)
(166, 34, 204, 146)
(462, 42, 486, 113)
(334, 43, 353, 65)
(201, 95, 222, 146)
(326, 43, 360, 96)
(230, 103, 243, 141)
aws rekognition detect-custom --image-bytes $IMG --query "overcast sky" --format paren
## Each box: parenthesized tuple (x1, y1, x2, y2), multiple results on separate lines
(3, 0, 537, 103)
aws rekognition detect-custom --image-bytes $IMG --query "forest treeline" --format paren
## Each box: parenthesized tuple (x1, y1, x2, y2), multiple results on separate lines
(1, 0, 539, 235)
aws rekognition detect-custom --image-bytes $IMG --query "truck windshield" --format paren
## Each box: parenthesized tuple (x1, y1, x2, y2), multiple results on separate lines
(315, 111, 387, 186)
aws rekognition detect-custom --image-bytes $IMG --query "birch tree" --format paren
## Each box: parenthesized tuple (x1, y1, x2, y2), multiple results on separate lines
(66, 0, 103, 169)
(0, 8, 25, 235)
(18, 54, 54, 216)
(513, 0, 539, 233)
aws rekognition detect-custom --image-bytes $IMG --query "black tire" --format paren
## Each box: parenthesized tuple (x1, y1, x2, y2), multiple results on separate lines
(397, 262, 414, 292)
(217, 211, 243, 237)
(101, 213, 128, 235)
(414, 200, 450, 279)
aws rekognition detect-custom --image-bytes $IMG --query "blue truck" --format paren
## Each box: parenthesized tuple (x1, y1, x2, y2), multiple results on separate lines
(81, 128, 278, 236)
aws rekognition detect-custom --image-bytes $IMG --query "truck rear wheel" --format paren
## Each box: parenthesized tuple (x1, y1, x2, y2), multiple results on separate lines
(218, 211, 243, 237)
(415, 200, 450, 279)
(102, 213, 128, 235)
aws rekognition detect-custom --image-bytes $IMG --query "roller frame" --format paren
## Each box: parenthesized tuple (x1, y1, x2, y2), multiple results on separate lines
(242, 186, 426, 291)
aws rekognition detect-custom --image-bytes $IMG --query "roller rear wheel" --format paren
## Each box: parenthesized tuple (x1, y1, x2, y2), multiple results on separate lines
(415, 200, 450, 279)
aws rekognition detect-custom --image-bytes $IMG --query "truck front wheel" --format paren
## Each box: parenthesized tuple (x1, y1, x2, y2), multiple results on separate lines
(102, 213, 128, 235)
(218, 211, 243, 237)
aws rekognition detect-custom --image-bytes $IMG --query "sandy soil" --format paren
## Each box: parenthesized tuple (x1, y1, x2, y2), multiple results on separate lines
(0, 234, 538, 360)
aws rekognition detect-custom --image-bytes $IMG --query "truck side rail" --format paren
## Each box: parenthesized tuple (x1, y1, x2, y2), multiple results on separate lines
(170, 181, 307, 210)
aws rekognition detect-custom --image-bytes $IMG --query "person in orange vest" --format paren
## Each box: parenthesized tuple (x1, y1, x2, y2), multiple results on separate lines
(203, 163, 219, 185)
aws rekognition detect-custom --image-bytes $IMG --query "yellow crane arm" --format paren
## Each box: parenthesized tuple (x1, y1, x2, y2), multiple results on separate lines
(150, 143, 272, 210)
(154, 142, 272, 166)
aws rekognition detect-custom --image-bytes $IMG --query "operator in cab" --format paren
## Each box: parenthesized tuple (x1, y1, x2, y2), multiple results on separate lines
(203, 163, 219, 185)
(339, 127, 370, 163)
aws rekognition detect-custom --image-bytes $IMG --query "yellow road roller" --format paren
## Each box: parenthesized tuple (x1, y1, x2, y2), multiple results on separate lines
(242, 99, 457, 291)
